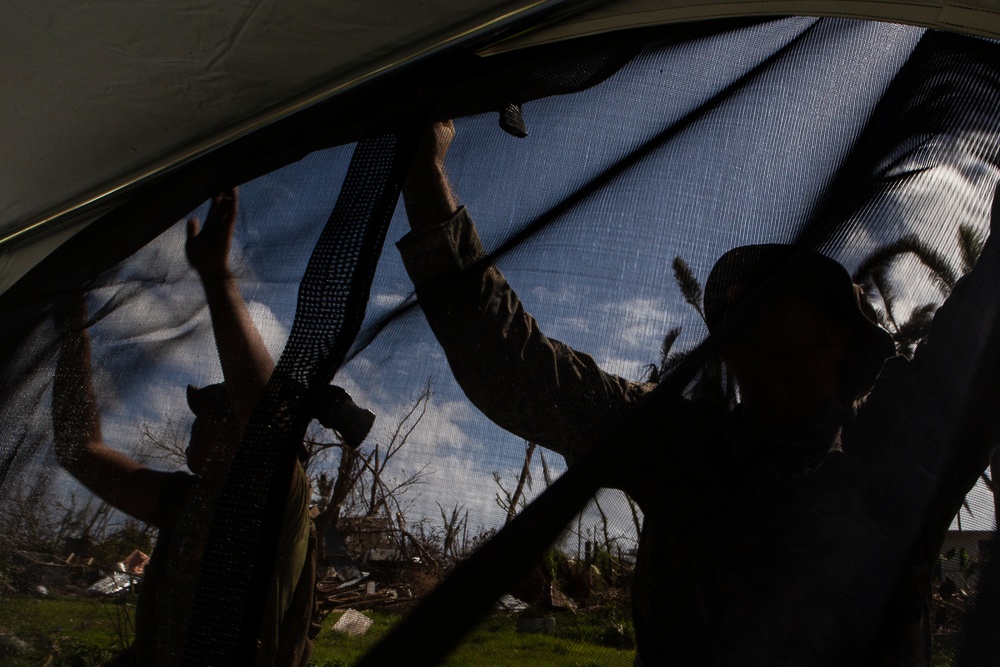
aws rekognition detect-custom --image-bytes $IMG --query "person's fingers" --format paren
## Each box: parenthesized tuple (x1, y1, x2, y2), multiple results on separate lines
(52, 290, 89, 328)
(434, 120, 455, 146)
(207, 189, 238, 227)
(417, 120, 455, 168)
(186, 216, 201, 240)
(206, 194, 224, 224)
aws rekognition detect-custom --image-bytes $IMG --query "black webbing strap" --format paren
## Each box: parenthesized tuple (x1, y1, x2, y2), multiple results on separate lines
(153, 132, 410, 665)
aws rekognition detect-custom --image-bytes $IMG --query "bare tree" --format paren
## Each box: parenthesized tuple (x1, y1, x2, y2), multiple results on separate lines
(126, 381, 438, 567)
(136, 417, 190, 469)
(311, 380, 435, 563)
(0, 476, 58, 553)
(493, 441, 537, 524)
(437, 502, 470, 564)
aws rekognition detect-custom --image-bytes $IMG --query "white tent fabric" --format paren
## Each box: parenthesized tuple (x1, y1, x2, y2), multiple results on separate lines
(483, 0, 1000, 53)
(0, 0, 562, 292)
(4, 1, 1000, 297)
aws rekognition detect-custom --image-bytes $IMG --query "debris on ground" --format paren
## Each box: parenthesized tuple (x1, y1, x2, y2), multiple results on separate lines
(86, 551, 148, 597)
(549, 583, 577, 612)
(332, 609, 373, 636)
(495, 594, 528, 613)
(86, 570, 134, 596)
(0, 631, 31, 657)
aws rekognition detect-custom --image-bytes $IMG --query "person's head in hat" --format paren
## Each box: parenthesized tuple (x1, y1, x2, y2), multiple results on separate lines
(185, 382, 318, 474)
(703, 244, 895, 428)
(185, 382, 236, 475)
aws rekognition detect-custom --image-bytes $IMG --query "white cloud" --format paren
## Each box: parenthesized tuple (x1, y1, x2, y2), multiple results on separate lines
(598, 297, 675, 349)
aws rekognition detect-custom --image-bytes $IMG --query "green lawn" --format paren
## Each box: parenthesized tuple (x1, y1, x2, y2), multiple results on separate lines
(0, 596, 636, 666)
(312, 611, 636, 667)
(0, 595, 133, 666)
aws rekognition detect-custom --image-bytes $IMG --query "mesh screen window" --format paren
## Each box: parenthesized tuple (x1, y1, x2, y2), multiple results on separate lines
(3, 17, 1000, 666)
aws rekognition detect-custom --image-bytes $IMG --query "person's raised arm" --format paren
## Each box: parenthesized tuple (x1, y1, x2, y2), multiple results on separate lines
(185, 189, 274, 432)
(397, 122, 654, 467)
(52, 293, 169, 524)
(856, 183, 1000, 522)
(402, 120, 460, 231)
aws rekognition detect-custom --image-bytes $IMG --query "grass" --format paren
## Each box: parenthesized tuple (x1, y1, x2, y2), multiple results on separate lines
(311, 610, 636, 666)
(0, 594, 135, 666)
(0, 595, 635, 666)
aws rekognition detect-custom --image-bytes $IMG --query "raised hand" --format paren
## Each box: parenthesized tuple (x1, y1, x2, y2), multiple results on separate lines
(186, 188, 238, 280)
(52, 289, 89, 333)
(413, 120, 456, 171)
(403, 121, 460, 229)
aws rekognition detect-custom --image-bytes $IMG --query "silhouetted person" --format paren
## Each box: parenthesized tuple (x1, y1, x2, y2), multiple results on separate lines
(52, 190, 316, 666)
(399, 121, 1000, 666)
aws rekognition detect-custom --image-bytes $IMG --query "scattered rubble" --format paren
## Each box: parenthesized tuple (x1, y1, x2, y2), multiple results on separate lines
(549, 583, 577, 612)
(5, 548, 149, 597)
(86, 570, 134, 596)
(315, 575, 412, 613)
(0, 632, 30, 657)
(332, 609, 372, 636)
(85, 550, 148, 596)
(495, 594, 528, 613)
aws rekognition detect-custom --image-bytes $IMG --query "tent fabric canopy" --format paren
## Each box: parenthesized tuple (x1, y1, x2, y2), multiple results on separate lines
(482, 0, 1000, 53)
(5, 1, 1000, 296)
(0, 0, 569, 292)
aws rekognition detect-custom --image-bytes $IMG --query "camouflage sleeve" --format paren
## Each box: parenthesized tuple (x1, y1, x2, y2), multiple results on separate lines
(397, 207, 652, 464)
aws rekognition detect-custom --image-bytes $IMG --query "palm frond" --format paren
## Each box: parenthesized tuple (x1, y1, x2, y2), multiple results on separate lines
(854, 235, 957, 293)
(958, 223, 986, 274)
(894, 303, 938, 359)
(854, 242, 904, 284)
(871, 267, 898, 331)
(690, 355, 736, 407)
(660, 350, 690, 379)
(646, 327, 683, 384)
(672, 256, 705, 320)
(659, 327, 682, 366)
(903, 234, 958, 292)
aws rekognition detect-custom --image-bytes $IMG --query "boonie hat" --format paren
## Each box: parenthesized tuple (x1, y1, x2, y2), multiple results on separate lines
(186, 382, 232, 417)
(704, 244, 895, 397)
